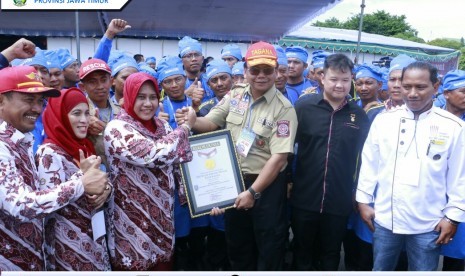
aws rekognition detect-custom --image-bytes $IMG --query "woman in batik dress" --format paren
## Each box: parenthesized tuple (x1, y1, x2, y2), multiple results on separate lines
(36, 87, 112, 270)
(103, 72, 195, 270)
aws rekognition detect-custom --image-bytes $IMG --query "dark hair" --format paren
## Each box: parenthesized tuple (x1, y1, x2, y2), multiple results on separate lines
(133, 54, 144, 63)
(401, 61, 438, 85)
(324, 54, 354, 74)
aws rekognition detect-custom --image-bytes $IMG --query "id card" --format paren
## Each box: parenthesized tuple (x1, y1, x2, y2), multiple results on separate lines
(91, 210, 106, 241)
(236, 128, 256, 158)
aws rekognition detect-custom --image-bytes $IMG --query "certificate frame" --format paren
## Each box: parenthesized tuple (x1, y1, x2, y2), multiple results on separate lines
(180, 129, 245, 217)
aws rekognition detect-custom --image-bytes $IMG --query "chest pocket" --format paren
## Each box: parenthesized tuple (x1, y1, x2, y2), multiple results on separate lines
(252, 122, 273, 153)
(226, 113, 244, 127)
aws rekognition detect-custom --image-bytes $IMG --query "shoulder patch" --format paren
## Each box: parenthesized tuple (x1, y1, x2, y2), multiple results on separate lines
(276, 120, 290, 138)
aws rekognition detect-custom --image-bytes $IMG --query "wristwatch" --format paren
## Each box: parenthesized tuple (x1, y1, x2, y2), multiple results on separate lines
(248, 187, 261, 200)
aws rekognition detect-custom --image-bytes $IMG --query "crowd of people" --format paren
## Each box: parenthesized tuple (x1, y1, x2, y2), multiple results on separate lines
(0, 18, 464, 272)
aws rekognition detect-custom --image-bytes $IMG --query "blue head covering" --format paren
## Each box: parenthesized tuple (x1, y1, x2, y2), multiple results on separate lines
(206, 60, 232, 81)
(380, 67, 389, 91)
(311, 50, 331, 69)
(221, 44, 242, 61)
(303, 68, 310, 78)
(274, 45, 288, 66)
(108, 50, 139, 77)
(178, 36, 203, 58)
(44, 50, 62, 70)
(145, 56, 156, 64)
(55, 48, 76, 70)
(389, 54, 416, 74)
(232, 61, 245, 76)
(285, 46, 308, 63)
(355, 64, 384, 82)
(11, 47, 49, 69)
(138, 62, 157, 79)
(442, 70, 465, 91)
(157, 55, 186, 84)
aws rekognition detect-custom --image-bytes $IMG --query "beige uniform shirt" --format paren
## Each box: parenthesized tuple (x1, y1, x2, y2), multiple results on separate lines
(206, 84, 297, 174)
(87, 98, 121, 171)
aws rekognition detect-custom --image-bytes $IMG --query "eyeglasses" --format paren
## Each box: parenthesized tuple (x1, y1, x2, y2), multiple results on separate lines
(209, 74, 231, 84)
(182, 53, 202, 59)
(162, 76, 184, 86)
(247, 67, 275, 76)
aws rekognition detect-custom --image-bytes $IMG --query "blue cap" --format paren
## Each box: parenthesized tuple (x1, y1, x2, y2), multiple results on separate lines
(274, 45, 288, 66)
(232, 61, 245, 75)
(178, 36, 203, 58)
(380, 67, 389, 91)
(108, 51, 139, 77)
(206, 60, 231, 81)
(221, 44, 242, 61)
(389, 54, 416, 74)
(44, 50, 62, 70)
(55, 48, 76, 70)
(285, 46, 308, 63)
(442, 70, 465, 91)
(145, 56, 156, 64)
(138, 62, 157, 79)
(303, 68, 309, 78)
(157, 55, 186, 84)
(311, 50, 331, 69)
(355, 64, 384, 82)
(11, 47, 49, 70)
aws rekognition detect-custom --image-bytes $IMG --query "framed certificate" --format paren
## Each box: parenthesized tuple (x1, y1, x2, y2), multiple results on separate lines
(180, 129, 245, 217)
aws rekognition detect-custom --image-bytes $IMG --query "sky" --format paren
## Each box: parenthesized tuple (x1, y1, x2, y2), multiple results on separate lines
(308, 0, 465, 42)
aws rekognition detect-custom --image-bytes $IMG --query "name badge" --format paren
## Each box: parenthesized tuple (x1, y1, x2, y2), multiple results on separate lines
(236, 128, 256, 158)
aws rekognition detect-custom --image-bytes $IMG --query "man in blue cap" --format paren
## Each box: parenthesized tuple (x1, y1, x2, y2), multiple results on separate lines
(354, 64, 384, 111)
(178, 36, 215, 103)
(357, 61, 465, 271)
(145, 56, 157, 70)
(274, 45, 299, 105)
(221, 44, 243, 69)
(309, 50, 331, 94)
(11, 47, 51, 88)
(108, 50, 139, 108)
(44, 50, 65, 91)
(232, 61, 245, 85)
(366, 54, 416, 122)
(199, 60, 233, 116)
(285, 46, 316, 95)
(55, 48, 79, 89)
(440, 70, 465, 271)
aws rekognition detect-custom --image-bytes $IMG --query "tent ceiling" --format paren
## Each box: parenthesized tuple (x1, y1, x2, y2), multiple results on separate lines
(0, 0, 340, 42)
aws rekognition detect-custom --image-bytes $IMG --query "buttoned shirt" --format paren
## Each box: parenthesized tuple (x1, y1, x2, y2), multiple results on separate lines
(205, 84, 297, 174)
(0, 121, 84, 271)
(356, 106, 465, 234)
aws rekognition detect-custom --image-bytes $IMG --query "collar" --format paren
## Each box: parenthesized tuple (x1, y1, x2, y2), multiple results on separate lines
(0, 121, 34, 144)
(403, 105, 435, 120)
(245, 84, 277, 104)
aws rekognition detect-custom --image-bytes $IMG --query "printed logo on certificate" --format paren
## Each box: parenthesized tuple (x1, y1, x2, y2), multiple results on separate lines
(179, 130, 245, 217)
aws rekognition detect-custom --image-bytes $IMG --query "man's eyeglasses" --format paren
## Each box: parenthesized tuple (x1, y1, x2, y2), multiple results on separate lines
(182, 53, 202, 60)
(247, 67, 275, 76)
(162, 76, 184, 86)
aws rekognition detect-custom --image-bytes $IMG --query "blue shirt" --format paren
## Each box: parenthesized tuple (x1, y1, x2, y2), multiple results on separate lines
(286, 78, 318, 96)
(281, 87, 299, 106)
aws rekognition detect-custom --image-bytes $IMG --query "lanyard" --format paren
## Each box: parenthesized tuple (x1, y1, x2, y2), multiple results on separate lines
(165, 96, 192, 128)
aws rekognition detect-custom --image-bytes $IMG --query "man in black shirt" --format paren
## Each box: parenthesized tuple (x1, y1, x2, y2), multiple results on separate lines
(291, 54, 369, 271)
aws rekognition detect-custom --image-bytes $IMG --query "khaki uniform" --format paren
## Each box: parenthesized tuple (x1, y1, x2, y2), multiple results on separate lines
(87, 98, 121, 170)
(206, 83, 297, 174)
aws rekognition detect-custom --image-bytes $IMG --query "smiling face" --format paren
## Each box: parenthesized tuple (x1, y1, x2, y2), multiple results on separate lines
(0, 92, 45, 133)
(133, 81, 159, 121)
(322, 67, 352, 107)
(67, 102, 90, 139)
(245, 64, 277, 96)
(401, 68, 438, 115)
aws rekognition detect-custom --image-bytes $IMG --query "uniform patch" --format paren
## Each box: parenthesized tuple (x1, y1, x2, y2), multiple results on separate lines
(238, 101, 248, 109)
(276, 120, 290, 137)
(230, 99, 239, 106)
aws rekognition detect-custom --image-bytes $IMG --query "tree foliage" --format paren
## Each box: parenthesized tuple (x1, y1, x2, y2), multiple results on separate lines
(427, 38, 462, 50)
(459, 48, 465, 70)
(312, 10, 423, 42)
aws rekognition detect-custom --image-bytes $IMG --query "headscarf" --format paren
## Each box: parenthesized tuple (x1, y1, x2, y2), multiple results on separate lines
(123, 72, 160, 133)
(43, 87, 96, 164)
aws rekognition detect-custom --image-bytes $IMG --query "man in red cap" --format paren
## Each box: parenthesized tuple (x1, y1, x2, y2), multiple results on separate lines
(177, 41, 297, 270)
(78, 58, 118, 170)
(0, 66, 108, 271)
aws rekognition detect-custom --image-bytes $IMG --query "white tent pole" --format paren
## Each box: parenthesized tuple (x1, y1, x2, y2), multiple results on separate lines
(75, 11, 81, 63)
(355, 0, 366, 65)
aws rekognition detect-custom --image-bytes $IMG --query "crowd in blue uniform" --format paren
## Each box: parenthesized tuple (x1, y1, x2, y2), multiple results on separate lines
(0, 17, 464, 272)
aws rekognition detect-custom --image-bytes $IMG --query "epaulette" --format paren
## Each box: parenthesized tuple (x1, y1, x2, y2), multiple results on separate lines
(199, 98, 215, 110)
(276, 90, 293, 108)
(299, 89, 317, 98)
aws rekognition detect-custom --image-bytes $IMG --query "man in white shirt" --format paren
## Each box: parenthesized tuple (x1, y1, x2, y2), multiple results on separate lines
(356, 61, 465, 271)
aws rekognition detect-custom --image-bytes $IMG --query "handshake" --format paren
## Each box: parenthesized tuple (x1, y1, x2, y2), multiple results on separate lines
(175, 106, 197, 132)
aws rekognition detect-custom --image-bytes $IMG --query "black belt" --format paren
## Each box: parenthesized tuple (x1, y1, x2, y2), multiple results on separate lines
(242, 174, 259, 182)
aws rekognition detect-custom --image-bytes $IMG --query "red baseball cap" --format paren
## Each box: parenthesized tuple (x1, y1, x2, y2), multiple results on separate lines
(245, 41, 277, 67)
(79, 58, 112, 80)
(0, 66, 60, 97)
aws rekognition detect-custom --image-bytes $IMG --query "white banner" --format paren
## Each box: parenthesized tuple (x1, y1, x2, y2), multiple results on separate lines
(1, 0, 129, 10)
